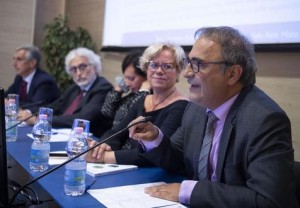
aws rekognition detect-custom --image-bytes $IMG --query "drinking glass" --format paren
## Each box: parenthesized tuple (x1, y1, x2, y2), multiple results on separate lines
(37, 107, 53, 129)
(6, 94, 19, 141)
(7, 94, 19, 112)
(72, 119, 90, 138)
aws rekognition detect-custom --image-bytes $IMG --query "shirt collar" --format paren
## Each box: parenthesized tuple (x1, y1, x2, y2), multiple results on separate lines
(207, 93, 240, 122)
(23, 69, 36, 87)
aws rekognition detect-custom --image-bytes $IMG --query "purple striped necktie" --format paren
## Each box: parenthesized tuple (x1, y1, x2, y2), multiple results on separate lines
(198, 111, 218, 180)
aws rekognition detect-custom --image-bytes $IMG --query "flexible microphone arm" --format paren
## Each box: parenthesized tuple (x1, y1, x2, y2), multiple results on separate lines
(5, 112, 38, 132)
(20, 100, 45, 109)
(9, 116, 152, 207)
(6, 98, 62, 132)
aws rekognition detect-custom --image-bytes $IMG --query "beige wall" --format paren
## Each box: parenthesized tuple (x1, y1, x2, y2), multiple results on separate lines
(1, 0, 300, 160)
(0, 0, 35, 89)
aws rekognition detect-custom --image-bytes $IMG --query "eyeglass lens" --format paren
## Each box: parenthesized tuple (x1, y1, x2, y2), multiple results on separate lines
(148, 61, 174, 71)
(69, 63, 90, 73)
(183, 58, 199, 72)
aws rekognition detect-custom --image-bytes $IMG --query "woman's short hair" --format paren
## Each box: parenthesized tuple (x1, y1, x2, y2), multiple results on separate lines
(139, 42, 186, 73)
(122, 50, 146, 77)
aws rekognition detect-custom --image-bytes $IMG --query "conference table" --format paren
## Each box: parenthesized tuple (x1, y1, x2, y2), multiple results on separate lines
(6, 126, 185, 207)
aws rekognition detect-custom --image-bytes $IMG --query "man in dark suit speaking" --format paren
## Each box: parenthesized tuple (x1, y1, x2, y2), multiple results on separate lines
(5, 44, 60, 113)
(127, 26, 299, 207)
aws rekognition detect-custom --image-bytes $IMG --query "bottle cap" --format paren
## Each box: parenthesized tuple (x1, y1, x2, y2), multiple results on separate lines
(74, 127, 83, 134)
(39, 114, 48, 120)
(8, 99, 15, 104)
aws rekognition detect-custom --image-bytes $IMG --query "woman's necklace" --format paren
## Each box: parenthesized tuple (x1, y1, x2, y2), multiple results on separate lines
(152, 89, 176, 111)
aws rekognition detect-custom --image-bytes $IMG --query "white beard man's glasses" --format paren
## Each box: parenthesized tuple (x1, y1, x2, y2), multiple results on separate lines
(68, 63, 91, 74)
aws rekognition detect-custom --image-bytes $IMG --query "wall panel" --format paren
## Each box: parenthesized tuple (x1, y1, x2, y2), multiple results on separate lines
(0, 0, 35, 89)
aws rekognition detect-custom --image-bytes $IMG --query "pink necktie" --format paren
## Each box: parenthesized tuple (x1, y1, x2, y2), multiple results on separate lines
(63, 90, 85, 115)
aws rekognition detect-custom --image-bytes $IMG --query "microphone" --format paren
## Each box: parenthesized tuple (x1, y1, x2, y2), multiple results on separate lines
(6, 98, 62, 132)
(20, 100, 45, 109)
(9, 116, 152, 207)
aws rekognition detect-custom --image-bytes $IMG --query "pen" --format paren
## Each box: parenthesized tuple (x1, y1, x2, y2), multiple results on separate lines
(85, 179, 96, 192)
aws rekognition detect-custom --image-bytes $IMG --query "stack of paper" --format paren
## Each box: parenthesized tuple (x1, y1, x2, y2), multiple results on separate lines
(88, 182, 186, 208)
(86, 163, 138, 177)
(27, 128, 71, 142)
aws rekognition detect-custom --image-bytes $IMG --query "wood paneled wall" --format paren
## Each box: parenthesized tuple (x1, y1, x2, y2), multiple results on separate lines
(0, 0, 300, 160)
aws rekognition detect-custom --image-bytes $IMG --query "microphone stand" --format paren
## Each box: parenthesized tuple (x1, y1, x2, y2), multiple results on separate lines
(19, 100, 45, 109)
(5, 112, 38, 132)
(6, 98, 62, 132)
(8, 116, 152, 207)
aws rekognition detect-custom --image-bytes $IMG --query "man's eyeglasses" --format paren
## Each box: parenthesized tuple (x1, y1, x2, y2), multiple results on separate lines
(146, 61, 176, 72)
(68, 63, 91, 74)
(182, 57, 232, 73)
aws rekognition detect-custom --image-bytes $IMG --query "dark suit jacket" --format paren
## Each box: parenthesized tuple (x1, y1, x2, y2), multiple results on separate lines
(142, 85, 299, 208)
(51, 76, 113, 137)
(5, 68, 60, 112)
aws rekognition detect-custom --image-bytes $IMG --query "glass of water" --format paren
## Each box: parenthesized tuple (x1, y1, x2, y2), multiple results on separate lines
(37, 107, 53, 128)
(71, 119, 90, 138)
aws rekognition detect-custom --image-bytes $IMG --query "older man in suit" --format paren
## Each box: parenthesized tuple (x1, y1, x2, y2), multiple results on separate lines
(5, 44, 60, 113)
(22, 47, 113, 137)
(128, 26, 298, 207)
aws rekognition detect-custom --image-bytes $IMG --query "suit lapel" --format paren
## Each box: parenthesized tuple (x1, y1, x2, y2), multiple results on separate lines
(215, 85, 253, 181)
(216, 115, 235, 181)
(27, 69, 37, 96)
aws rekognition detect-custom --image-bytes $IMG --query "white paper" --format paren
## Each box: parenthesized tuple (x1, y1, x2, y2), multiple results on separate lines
(88, 182, 186, 208)
(52, 128, 72, 135)
(27, 128, 71, 142)
(86, 163, 137, 177)
(18, 121, 28, 127)
(49, 156, 68, 165)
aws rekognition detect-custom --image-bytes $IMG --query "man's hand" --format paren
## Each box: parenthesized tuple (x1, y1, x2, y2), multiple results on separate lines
(144, 183, 181, 202)
(85, 140, 114, 163)
(18, 109, 37, 125)
(128, 116, 159, 142)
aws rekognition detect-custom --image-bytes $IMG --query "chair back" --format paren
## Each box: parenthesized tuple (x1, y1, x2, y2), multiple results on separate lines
(294, 161, 300, 203)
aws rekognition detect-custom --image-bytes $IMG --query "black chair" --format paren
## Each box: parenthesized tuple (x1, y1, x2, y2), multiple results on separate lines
(294, 161, 300, 203)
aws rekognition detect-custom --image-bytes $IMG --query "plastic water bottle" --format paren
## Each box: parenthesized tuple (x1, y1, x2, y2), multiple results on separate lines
(5, 98, 18, 142)
(64, 127, 88, 196)
(30, 114, 51, 172)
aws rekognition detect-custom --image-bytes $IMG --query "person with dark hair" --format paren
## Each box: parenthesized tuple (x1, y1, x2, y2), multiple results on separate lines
(5, 44, 60, 113)
(101, 50, 150, 129)
(127, 26, 299, 207)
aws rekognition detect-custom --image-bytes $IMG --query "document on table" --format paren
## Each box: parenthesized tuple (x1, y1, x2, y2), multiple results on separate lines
(86, 163, 138, 177)
(88, 182, 186, 208)
(49, 151, 68, 165)
(27, 128, 71, 142)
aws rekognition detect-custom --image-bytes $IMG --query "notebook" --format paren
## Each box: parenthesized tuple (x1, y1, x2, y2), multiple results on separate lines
(86, 163, 138, 177)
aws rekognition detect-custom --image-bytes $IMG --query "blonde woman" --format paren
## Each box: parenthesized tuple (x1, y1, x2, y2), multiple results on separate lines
(86, 42, 189, 166)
